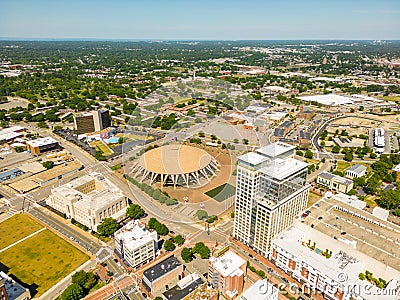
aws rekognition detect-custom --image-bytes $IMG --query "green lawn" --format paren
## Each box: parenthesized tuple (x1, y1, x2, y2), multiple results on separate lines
(336, 161, 372, 174)
(0, 214, 44, 249)
(0, 229, 89, 297)
(205, 183, 236, 202)
(90, 140, 114, 156)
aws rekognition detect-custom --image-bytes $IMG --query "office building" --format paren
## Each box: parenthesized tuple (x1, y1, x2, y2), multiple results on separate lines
(240, 280, 278, 300)
(26, 137, 59, 155)
(73, 112, 95, 134)
(317, 172, 354, 193)
(114, 220, 157, 269)
(0, 271, 31, 300)
(142, 256, 183, 293)
(46, 172, 128, 231)
(345, 164, 367, 178)
(233, 142, 310, 256)
(73, 109, 111, 134)
(208, 250, 246, 299)
(93, 109, 111, 132)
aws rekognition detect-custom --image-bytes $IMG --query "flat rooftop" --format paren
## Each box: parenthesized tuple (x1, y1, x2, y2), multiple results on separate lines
(273, 227, 362, 286)
(162, 274, 203, 300)
(114, 220, 157, 251)
(298, 94, 354, 106)
(26, 136, 58, 147)
(0, 271, 30, 300)
(143, 256, 181, 283)
(209, 250, 245, 278)
(34, 160, 82, 183)
(256, 142, 295, 158)
(240, 279, 278, 300)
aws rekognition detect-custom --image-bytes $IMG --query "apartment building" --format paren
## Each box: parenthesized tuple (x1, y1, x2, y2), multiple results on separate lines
(208, 250, 246, 299)
(233, 142, 310, 256)
(270, 227, 367, 300)
(317, 172, 354, 193)
(73, 109, 111, 134)
(46, 172, 128, 231)
(114, 220, 157, 269)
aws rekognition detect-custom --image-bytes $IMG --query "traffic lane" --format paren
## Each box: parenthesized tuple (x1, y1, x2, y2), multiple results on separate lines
(29, 207, 101, 254)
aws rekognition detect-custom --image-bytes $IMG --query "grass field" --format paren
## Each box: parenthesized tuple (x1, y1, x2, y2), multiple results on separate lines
(205, 183, 236, 202)
(0, 214, 43, 249)
(307, 192, 322, 207)
(336, 161, 372, 174)
(0, 222, 88, 297)
(90, 140, 114, 156)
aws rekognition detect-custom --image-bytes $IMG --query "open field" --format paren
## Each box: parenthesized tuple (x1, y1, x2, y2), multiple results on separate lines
(336, 161, 372, 174)
(307, 192, 321, 207)
(0, 214, 43, 249)
(205, 183, 235, 202)
(0, 217, 88, 297)
(90, 140, 114, 156)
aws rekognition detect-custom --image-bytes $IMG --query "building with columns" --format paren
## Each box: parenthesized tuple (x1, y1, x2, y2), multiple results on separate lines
(46, 172, 128, 232)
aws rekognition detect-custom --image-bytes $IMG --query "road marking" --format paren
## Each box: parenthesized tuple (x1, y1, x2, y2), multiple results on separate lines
(0, 227, 46, 253)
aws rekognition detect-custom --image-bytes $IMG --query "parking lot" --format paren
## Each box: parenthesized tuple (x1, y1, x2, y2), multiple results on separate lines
(302, 197, 400, 272)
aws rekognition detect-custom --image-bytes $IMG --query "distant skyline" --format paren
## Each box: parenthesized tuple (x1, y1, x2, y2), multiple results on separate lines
(1, 0, 400, 40)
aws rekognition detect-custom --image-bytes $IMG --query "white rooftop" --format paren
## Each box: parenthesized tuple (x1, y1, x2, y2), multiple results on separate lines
(238, 152, 268, 166)
(256, 142, 295, 158)
(26, 136, 58, 147)
(298, 94, 354, 106)
(392, 163, 400, 172)
(272, 227, 362, 286)
(209, 250, 245, 278)
(261, 158, 308, 181)
(334, 193, 366, 210)
(52, 172, 124, 211)
(114, 220, 157, 251)
(240, 279, 278, 300)
(372, 206, 389, 221)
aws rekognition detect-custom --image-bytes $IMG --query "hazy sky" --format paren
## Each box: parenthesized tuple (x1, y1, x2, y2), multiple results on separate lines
(1, 0, 399, 40)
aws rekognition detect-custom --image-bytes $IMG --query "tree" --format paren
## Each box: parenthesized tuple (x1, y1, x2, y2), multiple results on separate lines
(97, 218, 118, 236)
(72, 271, 88, 287)
(332, 145, 341, 153)
(242, 139, 249, 145)
(344, 152, 354, 162)
(305, 150, 313, 159)
(94, 149, 106, 161)
(61, 283, 85, 300)
(83, 272, 98, 291)
(164, 240, 176, 251)
(296, 150, 304, 157)
(181, 247, 193, 263)
(193, 242, 210, 259)
(196, 210, 208, 220)
(173, 235, 184, 246)
(42, 161, 54, 170)
(126, 204, 145, 219)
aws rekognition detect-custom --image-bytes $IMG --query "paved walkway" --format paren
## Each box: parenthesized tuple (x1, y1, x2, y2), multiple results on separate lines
(0, 227, 46, 253)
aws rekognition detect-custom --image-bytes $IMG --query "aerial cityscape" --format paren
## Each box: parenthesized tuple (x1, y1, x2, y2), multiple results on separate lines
(0, 1, 400, 300)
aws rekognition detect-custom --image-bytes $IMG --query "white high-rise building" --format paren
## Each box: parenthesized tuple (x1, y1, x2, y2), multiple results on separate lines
(233, 142, 310, 256)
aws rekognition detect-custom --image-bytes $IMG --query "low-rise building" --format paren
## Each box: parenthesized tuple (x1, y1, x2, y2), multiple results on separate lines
(239, 279, 278, 300)
(114, 220, 157, 269)
(317, 172, 354, 193)
(298, 106, 315, 120)
(46, 172, 128, 231)
(208, 250, 246, 299)
(26, 137, 59, 155)
(142, 256, 183, 294)
(0, 271, 31, 300)
(162, 273, 204, 300)
(345, 164, 367, 178)
(0, 168, 23, 182)
(270, 227, 363, 300)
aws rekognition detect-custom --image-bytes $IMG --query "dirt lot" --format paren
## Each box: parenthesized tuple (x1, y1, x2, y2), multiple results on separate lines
(159, 144, 236, 203)
(0, 97, 30, 110)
